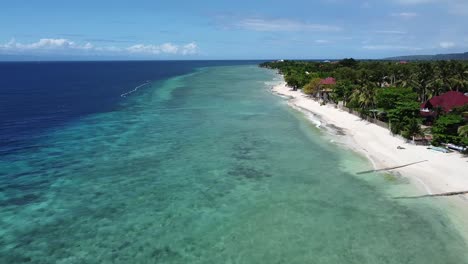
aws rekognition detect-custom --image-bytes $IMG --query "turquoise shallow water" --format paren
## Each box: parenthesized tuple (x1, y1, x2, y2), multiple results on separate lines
(1, 65, 467, 263)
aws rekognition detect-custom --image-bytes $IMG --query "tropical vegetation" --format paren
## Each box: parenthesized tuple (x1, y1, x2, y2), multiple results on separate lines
(260, 59, 468, 150)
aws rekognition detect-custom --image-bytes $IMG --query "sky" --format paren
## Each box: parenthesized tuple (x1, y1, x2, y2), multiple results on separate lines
(0, 0, 467, 60)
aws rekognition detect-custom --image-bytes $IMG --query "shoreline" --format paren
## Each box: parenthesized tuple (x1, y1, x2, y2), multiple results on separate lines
(270, 77, 468, 238)
(271, 80, 468, 195)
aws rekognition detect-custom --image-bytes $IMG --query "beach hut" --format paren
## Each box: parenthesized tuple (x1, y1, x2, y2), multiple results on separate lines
(318, 77, 336, 101)
(421, 91, 468, 113)
(420, 91, 468, 124)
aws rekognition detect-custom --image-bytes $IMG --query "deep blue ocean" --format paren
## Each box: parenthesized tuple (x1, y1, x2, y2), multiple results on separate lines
(1, 61, 467, 263)
(0, 61, 260, 156)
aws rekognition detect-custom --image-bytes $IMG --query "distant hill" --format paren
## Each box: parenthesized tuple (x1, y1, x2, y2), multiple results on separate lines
(384, 52, 468, 61)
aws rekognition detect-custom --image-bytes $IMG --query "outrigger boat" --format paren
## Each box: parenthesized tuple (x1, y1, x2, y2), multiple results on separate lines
(427, 146, 450, 153)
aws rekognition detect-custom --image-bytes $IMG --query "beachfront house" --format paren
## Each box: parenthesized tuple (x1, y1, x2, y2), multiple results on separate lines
(318, 77, 336, 101)
(420, 91, 468, 124)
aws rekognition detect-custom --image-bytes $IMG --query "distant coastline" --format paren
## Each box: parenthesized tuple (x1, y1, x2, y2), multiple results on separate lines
(384, 51, 468, 61)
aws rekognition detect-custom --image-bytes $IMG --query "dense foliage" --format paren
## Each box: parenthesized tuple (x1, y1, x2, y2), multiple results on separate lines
(432, 114, 467, 146)
(260, 59, 468, 148)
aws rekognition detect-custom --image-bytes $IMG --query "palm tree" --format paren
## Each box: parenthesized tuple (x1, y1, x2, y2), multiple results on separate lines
(410, 63, 435, 103)
(394, 65, 412, 88)
(403, 118, 423, 141)
(356, 69, 377, 88)
(351, 80, 377, 117)
(435, 60, 452, 93)
(458, 125, 468, 138)
(450, 61, 468, 92)
(429, 78, 445, 98)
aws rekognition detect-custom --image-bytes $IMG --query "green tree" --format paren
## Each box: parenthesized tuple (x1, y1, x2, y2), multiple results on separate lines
(351, 85, 377, 117)
(394, 63, 412, 88)
(458, 125, 468, 138)
(432, 114, 465, 145)
(410, 63, 435, 103)
(303, 78, 322, 95)
(333, 67, 358, 83)
(401, 118, 423, 140)
(435, 60, 452, 93)
(388, 101, 421, 135)
(450, 61, 468, 92)
(284, 74, 300, 91)
(339, 58, 358, 68)
(331, 80, 356, 105)
(432, 114, 464, 135)
(376, 87, 417, 110)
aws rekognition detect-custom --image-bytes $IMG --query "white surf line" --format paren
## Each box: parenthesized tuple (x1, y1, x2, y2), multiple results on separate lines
(414, 176, 434, 195)
(121, 81, 151, 98)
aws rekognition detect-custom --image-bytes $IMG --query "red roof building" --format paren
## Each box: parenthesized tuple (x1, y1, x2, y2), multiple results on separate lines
(421, 91, 468, 116)
(320, 77, 336, 85)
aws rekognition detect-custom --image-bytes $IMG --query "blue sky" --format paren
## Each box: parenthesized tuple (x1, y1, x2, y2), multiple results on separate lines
(0, 0, 467, 60)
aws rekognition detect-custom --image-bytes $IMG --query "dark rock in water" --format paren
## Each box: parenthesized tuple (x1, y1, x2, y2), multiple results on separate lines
(150, 246, 182, 260)
(228, 165, 272, 179)
(117, 241, 131, 251)
(1, 253, 32, 263)
(234, 145, 254, 155)
(231, 137, 267, 161)
(326, 124, 346, 136)
(231, 151, 252, 161)
(0, 193, 41, 207)
(2, 179, 49, 192)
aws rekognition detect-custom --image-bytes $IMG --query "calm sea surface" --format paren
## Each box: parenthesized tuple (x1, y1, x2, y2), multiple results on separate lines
(0, 61, 467, 263)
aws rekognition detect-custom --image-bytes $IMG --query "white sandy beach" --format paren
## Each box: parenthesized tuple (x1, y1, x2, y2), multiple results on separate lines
(272, 81, 468, 197)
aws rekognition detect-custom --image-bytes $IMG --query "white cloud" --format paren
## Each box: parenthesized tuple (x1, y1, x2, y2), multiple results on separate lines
(0, 38, 93, 51)
(127, 43, 177, 54)
(391, 12, 419, 18)
(95, 46, 122, 52)
(315, 39, 330, 44)
(0, 38, 199, 56)
(439, 41, 455, 48)
(181, 43, 198, 55)
(160, 43, 179, 54)
(363, 45, 423, 50)
(235, 18, 341, 32)
(82, 42, 94, 50)
(127, 42, 198, 55)
(127, 44, 157, 54)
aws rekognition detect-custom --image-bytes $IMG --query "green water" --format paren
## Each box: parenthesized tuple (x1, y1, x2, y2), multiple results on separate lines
(1, 65, 467, 263)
